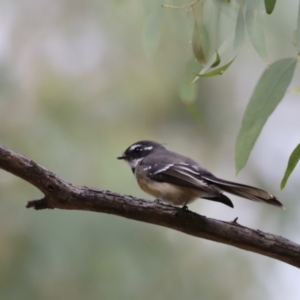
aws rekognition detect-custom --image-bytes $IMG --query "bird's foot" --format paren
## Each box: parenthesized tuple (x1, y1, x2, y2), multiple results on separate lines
(181, 204, 189, 210)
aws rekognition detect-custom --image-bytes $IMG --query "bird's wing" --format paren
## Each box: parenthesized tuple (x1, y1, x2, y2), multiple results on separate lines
(149, 163, 217, 195)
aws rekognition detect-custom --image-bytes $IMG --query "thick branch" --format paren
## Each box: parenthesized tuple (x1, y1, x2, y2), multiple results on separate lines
(0, 145, 299, 268)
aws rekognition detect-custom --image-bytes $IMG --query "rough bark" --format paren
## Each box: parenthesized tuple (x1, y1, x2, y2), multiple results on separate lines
(0, 145, 299, 268)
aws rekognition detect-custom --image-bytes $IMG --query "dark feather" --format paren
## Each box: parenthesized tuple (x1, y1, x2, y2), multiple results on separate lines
(202, 194, 234, 208)
(202, 175, 284, 208)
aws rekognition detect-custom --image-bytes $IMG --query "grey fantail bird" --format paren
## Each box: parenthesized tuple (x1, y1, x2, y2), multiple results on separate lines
(117, 140, 283, 209)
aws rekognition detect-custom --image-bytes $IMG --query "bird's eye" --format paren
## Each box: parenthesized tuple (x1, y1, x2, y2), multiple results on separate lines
(133, 147, 142, 153)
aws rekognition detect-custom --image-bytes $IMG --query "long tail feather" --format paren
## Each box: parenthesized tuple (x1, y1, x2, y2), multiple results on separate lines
(203, 176, 284, 208)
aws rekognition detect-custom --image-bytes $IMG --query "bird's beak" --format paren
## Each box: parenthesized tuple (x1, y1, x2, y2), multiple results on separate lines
(117, 154, 126, 160)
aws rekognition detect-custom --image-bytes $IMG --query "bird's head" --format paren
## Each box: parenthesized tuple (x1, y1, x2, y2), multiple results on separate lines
(117, 140, 164, 170)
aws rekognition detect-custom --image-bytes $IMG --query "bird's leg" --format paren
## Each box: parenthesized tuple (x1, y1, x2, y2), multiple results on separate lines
(181, 202, 189, 210)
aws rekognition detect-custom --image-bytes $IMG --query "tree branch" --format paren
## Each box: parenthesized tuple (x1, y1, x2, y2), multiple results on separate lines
(0, 145, 299, 268)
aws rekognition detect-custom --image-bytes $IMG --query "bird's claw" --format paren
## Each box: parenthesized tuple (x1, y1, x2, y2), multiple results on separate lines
(181, 204, 189, 210)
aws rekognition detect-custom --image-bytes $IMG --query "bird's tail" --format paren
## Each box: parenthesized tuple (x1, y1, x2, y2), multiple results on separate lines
(203, 176, 284, 209)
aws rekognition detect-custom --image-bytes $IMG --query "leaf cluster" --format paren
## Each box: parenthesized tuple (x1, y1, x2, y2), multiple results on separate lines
(145, 0, 300, 188)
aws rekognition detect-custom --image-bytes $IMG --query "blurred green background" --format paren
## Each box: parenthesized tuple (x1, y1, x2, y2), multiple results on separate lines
(1, 0, 300, 299)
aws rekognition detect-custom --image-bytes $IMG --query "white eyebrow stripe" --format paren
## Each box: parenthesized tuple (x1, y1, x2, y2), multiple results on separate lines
(129, 144, 142, 151)
(144, 146, 153, 150)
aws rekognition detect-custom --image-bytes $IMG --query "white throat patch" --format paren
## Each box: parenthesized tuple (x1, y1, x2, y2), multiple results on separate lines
(127, 158, 143, 170)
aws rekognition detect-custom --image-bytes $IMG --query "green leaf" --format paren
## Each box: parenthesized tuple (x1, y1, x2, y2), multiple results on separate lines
(212, 0, 240, 20)
(281, 144, 300, 189)
(296, 0, 300, 53)
(211, 51, 221, 68)
(193, 57, 235, 78)
(185, 102, 202, 123)
(232, 6, 245, 57)
(179, 59, 201, 121)
(264, 0, 276, 14)
(194, 39, 230, 78)
(246, 0, 269, 63)
(235, 57, 297, 174)
(193, 7, 244, 79)
(180, 82, 197, 103)
(192, 20, 210, 65)
(192, 21, 206, 64)
(143, 3, 164, 58)
(180, 59, 201, 102)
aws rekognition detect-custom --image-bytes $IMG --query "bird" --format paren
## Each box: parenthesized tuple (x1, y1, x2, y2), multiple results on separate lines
(117, 140, 283, 209)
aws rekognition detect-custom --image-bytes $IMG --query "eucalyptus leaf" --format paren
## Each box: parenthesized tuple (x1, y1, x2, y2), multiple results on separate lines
(235, 58, 297, 174)
(246, 0, 269, 63)
(185, 102, 202, 123)
(211, 51, 221, 68)
(180, 82, 197, 103)
(143, 3, 164, 58)
(193, 7, 244, 79)
(193, 57, 235, 78)
(197, 39, 231, 76)
(180, 59, 201, 103)
(231, 6, 245, 57)
(212, 0, 240, 21)
(281, 144, 300, 189)
(264, 0, 276, 14)
(192, 20, 210, 65)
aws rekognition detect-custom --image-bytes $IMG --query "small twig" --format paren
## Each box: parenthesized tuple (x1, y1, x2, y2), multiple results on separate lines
(232, 217, 239, 223)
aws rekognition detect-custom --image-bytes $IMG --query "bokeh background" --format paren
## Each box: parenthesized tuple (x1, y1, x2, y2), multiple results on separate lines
(1, 0, 300, 299)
